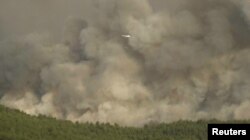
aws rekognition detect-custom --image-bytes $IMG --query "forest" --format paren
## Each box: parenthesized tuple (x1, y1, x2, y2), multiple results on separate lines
(0, 105, 249, 140)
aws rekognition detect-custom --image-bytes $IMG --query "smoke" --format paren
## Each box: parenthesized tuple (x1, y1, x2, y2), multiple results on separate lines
(0, 0, 250, 126)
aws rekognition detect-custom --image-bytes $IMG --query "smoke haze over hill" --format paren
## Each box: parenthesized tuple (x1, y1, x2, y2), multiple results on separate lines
(0, 0, 250, 126)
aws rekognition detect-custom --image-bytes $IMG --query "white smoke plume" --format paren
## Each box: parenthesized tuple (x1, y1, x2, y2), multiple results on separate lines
(0, 0, 250, 126)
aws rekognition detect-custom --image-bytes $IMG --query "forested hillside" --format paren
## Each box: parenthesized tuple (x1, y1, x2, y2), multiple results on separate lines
(0, 105, 249, 140)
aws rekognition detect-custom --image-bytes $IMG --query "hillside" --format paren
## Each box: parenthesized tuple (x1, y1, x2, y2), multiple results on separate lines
(0, 105, 249, 140)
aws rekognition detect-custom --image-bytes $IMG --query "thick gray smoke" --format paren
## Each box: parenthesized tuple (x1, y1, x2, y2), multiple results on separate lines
(0, 0, 250, 126)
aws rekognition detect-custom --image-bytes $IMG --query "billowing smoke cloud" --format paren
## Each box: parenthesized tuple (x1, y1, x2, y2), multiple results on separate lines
(0, 0, 250, 126)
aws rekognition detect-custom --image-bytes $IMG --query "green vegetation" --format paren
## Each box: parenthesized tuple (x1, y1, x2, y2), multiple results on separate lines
(0, 105, 249, 140)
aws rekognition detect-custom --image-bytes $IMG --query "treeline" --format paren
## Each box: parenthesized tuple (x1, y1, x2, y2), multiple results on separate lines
(0, 105, 249, 140)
